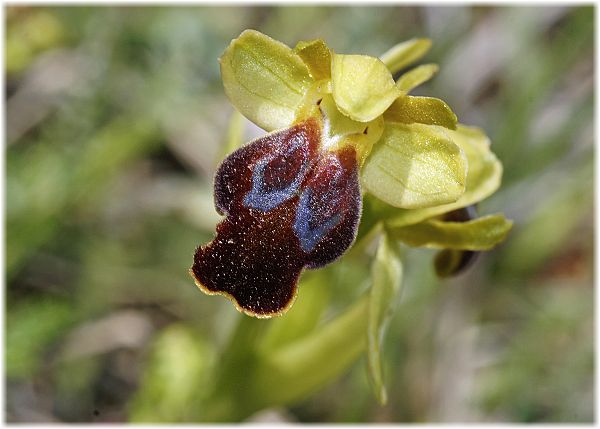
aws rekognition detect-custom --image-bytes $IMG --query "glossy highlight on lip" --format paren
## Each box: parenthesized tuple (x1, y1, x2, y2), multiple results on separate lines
(191, 118, 361, 317)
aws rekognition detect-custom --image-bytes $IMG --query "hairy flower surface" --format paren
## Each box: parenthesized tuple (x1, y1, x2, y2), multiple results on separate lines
(192, 118, 361, 316)
(191, 30, 511, 317)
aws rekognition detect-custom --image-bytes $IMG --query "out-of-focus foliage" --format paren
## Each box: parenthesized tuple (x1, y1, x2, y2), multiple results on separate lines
(6, 6, 593, 423)
(7, 298, 74, 378)
(128, 324, 215, 422)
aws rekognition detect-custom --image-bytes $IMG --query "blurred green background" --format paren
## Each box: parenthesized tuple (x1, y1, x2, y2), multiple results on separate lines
(5, 5, 593, 423)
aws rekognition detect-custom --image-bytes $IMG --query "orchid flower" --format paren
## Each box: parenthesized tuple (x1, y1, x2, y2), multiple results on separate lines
(191, 30, 511, 318)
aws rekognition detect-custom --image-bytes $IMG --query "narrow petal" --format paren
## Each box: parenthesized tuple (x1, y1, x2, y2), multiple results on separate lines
(220, 29, 313, 131)
(361, 122, 467, 209)
(384, 95, 458, 130)
(295, 39, 332, 80)
(332, 54, 401, 122)
(379, 38, 432, 75)
(395, 63, 439, 93)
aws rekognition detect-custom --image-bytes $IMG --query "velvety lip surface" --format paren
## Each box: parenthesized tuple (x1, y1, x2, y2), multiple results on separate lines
(191, 119, 362, 317)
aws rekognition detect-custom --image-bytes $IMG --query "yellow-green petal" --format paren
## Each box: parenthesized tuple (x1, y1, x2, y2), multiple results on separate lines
(396, 63, 439, 93)
(379, 38, 432, 75)
(384, 95, 457, 129)
(332, 54, 402, 122)
(220, 29, 313, 131)
(361, 123, 467, 209)
(387, 124, 503, 227)
(388, 214, 513, 250)
(294, 39, 332, 80)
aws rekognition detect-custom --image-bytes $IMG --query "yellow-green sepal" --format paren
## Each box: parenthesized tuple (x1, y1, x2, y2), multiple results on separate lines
(331, 54, 402, 122)
(387, 124, 503, 227)
(388, 214, 513, 250)
(361, 123, 467, 209)
(384, 95, 457, 129)
(379, 38, 432, 75)
(219, 29, 313, 132)
(294, 39, 332, 80)
(396, 63, 439, 92)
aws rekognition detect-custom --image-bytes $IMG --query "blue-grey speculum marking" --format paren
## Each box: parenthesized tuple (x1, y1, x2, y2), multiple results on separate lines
(243, 139, 308, 212)
(293, 188, 342, 253)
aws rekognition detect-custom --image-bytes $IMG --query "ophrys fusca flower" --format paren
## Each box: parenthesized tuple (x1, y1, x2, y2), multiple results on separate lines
(191, 30, 511, 317)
